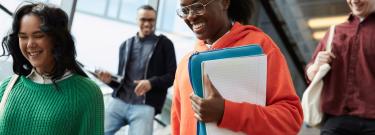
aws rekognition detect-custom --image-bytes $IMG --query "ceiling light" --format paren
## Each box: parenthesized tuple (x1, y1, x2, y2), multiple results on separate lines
(308, 15, 347, 29)
(313, 30, 327, 40)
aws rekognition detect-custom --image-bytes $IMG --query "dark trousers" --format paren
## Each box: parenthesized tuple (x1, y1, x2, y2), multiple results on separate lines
(321, 115, 375, 135)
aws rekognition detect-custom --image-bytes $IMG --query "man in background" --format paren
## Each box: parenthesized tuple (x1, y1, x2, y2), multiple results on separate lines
(97, 5, 177, 135)
(306, 0, 375, 134)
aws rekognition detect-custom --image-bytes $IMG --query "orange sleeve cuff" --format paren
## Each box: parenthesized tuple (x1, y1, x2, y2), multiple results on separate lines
(218, 100, 254, 132)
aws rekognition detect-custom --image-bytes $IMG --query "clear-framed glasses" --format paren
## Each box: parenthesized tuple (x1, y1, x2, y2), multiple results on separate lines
(176, 0, 216, 19)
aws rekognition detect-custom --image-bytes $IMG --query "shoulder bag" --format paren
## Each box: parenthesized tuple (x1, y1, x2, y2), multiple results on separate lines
(302, 25, 335, 127)
(0, 74, 19, 111)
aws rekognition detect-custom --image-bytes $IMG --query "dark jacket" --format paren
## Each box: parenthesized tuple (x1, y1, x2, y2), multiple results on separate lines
(109, 34, 176, 114)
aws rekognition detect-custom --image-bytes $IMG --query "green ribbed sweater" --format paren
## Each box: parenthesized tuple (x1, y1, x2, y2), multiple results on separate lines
(0, 74, 104, 135)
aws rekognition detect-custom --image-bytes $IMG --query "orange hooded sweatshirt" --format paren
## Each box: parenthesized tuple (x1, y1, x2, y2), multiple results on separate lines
(171, 22, 303, 135)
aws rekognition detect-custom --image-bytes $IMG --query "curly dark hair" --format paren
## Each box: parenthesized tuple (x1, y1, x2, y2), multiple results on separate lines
(227, 0, 254, 25)
(1, 2, 87, 82)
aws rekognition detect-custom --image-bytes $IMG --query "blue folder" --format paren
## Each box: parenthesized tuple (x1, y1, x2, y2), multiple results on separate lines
(188, 44, 264, 135)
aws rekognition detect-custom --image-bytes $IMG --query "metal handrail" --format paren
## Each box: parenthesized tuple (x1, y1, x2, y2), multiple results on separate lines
(0, 3, 13, 16)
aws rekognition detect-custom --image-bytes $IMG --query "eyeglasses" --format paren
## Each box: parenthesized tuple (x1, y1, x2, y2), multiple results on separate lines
(139, 18, 155, 22)
(176, 0, 215, 19)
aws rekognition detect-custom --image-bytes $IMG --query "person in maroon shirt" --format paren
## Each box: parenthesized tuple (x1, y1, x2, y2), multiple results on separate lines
(306, 0, 375, 134)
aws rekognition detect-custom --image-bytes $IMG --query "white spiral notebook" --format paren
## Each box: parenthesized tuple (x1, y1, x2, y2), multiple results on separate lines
(202, 55, 267, 135)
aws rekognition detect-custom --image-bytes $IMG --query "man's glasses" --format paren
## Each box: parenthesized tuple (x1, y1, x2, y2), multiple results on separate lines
(176, 0, 215, 19)
(139, 18, 155, 22)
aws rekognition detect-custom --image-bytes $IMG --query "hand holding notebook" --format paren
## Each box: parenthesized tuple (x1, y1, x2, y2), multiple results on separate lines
(190, 74, 225, 123)
(188, 45, 267, 135)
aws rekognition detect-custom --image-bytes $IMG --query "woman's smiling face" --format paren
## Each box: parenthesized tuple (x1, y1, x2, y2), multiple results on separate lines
(179, 0, 231, 44)
(18, 14, 55, 74)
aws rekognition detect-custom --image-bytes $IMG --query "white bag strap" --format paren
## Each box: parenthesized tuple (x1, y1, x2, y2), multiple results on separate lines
(326, 25, 335, 53)
(0, 74, 19, 110)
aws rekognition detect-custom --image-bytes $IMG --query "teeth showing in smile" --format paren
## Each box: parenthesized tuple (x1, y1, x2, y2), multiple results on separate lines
(29, 51, 41, 57)
(193, 23, 205, 31)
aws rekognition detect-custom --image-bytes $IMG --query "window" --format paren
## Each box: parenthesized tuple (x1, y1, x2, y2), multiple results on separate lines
(156, 0, 193, 36)
(118, 0, 147, 23)
(107, 0, 121, 19)
(0, 10, 12, 41)
(76, 0, 107, 16)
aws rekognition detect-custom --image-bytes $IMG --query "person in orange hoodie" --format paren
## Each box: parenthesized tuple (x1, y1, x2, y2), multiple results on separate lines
(171, 0, 303, 135)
